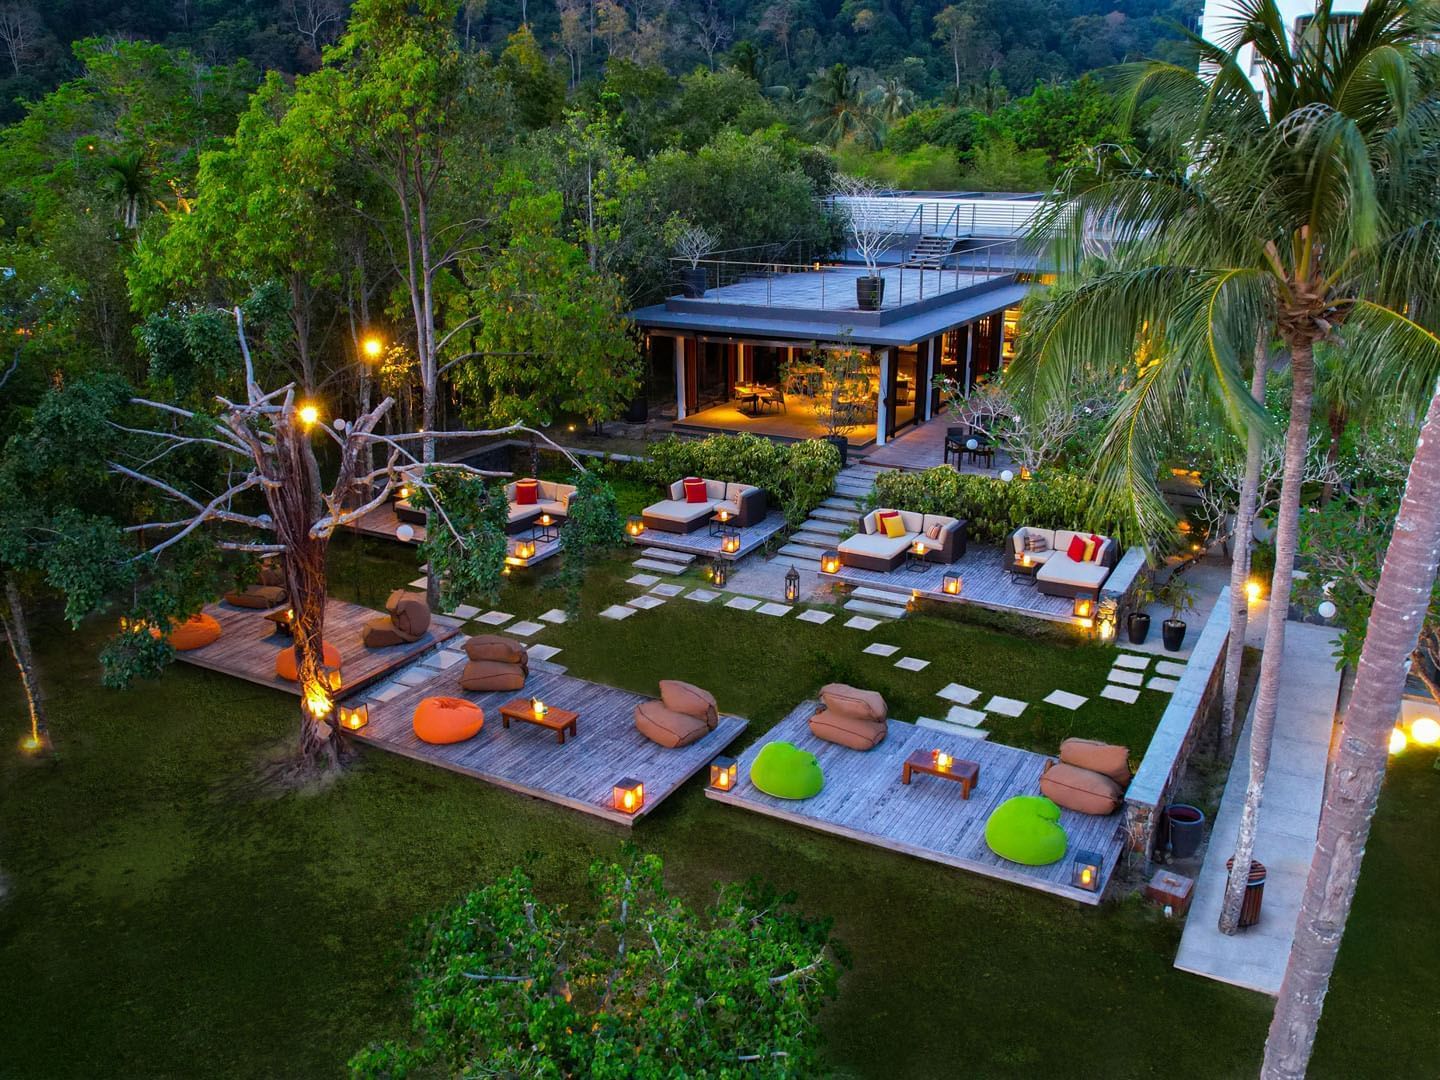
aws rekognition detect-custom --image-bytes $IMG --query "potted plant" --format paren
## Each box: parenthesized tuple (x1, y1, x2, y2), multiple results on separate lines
(1126, 582, 1155, 645)
(1156, 574, 1197, 652)
(833, 174, 897, 311)
(673, 224, 716, 298)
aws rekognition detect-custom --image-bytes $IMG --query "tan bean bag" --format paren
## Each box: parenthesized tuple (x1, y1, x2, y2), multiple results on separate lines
(363, 590, 433, 648)
(224, 584, 288, 609)
(458, 659, 527, 692)
(257, 564, 286, 588)
(659, 680, 718, 727)
(634, 699, 711, 748)
(361, 617, 408, 648)
(808, 707, 887, 751)
(1058, 738, 1132, 787)
(819, 683, 887, 723)
(1040, 761, 1123, 815)
(464, 634, 529, 667)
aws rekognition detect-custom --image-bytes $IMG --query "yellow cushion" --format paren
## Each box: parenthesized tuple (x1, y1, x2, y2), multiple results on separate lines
(1081, 535, 1099, 561)
(880, 513, 905, 538)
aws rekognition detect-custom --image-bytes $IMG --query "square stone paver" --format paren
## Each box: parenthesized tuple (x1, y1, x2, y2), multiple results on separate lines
(475, 610, 514, 626)
(627, 573, 660, 588)
(1107, 669, 1144, 687)
(1147, 676, 1181, 693)
(984, 695, 1027, 717)
(685, 589, 720, 603)
(1155, 660, 1189, 678)
(1043, 690, 1088, 711)
(1100, 684, 1140, 704)
(796, 609, 834, 624)
(725, 596, 761, 611)
(527, 644, 562, 662)
(599, 604, 635, 620)
(945, 705, 987, 727)
(628, 595, 666, 610)
(843, 615, 880, 631)
(393, 668, 431, 687)
(506, 620, 545, 637)
(756, 602, 791, 617)
(450, 603, 481, 620)
(650, 583, 685, 597)
(937, 682, 981, 705)
(538, 608, 568, 624)
(895, 656, 930, 672)
(431, 650, 465, 670)
(1114, 654, 1151, 670)
(863, 643, 900, 657)
(408, 577, 428, 589)
(370, 684, 406, 703)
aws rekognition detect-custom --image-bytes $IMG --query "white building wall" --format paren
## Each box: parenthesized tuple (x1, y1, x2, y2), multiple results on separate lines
(1199, 0, 1368, 107)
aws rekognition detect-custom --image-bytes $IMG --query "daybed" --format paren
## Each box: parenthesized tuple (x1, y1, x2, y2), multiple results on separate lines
(837, 509, 967, 573)
(362, 589, 432, 648)
(633, 679, 719, 748)
(641, 477, 767, 534)
(1009, 527, 1119, 600)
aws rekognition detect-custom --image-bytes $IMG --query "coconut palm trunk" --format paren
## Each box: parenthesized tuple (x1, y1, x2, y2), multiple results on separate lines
(1219, 341, 1315, 934)
(1221, 340, 1270, 742)
(2, 573, 49, 755)
(1261, 383, 1440, 1078)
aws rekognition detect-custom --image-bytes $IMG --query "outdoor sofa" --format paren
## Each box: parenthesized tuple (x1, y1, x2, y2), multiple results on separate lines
(396, 478, 576, 536)
(836, 509, 967, 573)
(640, 477, 767, 534)
(1009, 527, 1119, 600)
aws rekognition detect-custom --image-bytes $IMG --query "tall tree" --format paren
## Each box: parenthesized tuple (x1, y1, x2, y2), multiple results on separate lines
(800, 63, 877, 146)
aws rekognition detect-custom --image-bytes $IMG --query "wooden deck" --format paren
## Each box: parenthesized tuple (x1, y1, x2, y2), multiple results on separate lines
(826, 544, 1082, 624)
(348, 503, 426, 544)
(174, 599, 461, 697)
(630, 510, 788, 562)
(707, 703, 1126, 904)
(863, 414, 1012, 475)
(353, 661, 747, 825)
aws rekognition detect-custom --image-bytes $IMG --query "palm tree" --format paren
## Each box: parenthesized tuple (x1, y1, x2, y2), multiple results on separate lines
(102, 149, 147, 232)
(800, 63, 878, 146)
(867, 76, 915, 127)
(1009, 0, 1440, 934)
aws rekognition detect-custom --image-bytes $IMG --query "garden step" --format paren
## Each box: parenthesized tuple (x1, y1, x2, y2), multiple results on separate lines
(820, 497, 862, 511)
(810, 508, 860, 525)
(799, 517, 849, 535)
(841, 464, 886, 477)
(833, 482, 875, 498)
(639, 547, 694, 565)
(788, 531, 839, 550)
(631, 557, 687, 575)
(850, 586, 910, 604)
(843, 598, 908, 619)
(774, 547, 820, 566)
(917, 716, 990, 740)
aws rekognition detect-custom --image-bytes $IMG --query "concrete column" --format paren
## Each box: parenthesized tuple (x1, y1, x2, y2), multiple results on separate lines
(876, 348, 891, 446)
(674, 336, 688, 420)
(963, 323, 974, 394)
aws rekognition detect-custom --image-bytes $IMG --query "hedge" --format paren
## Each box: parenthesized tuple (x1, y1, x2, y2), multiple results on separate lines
(637, 434, 841, 527)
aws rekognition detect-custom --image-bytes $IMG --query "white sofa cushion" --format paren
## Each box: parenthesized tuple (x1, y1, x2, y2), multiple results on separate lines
(839, 531, 913, 559)
(1037, 557, 1111, 590)
(1014, 526, 1056, 555)
(645, 499, 712, 525)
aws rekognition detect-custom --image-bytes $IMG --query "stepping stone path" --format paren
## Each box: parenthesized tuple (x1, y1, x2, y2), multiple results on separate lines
(408, 577, 428, 589)
(895, 657, 930, 672)
(599, 604, 635, 620)
(506, 620, 545, 637)
(685, 589, 719, 603)
(1155, 660, 1188, 677)
(984, 695, 1027, 717)
(429, 650, 465, 670)
(843, 615, 880, 631)
(475, 611, 514, 626)
(451, 603, 481, 620)
(650, 583, 684, 597)
(1114, 654, 1151, 670)
(633, 548, 695, 576)
(1107, 669, 1144, 687)
(756, 602, 791, 617)
(937, 683, 981, 705)
(527, 644, 562, 662)
(1043, 690, 1088, 711)
(1100, 684, 1140, 704)
(627, 573, 660, 587)
(1147, 677, 1181, 693)
(725, 596, 761, 611)
(863, 643, 900, 657)
(796, 609, 834, 624)
(393, 667, 432, 687)
(945, 705, 987, 727)
(627, 595, 665, 610)
(538, 609, 568, 624)
(917, 716, 990, 740)
(370, 684, 406, 703)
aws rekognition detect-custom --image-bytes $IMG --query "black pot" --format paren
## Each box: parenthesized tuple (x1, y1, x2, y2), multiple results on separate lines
(1162, 618, 1187, 652)
(625, 394, 648, 423)
(855, 275, 885, 311)
(824, 434, 849, 467)
(681, 267, 707, 298)
(1165, 804, 1207, 859)
(1127, 611, 1151, 645)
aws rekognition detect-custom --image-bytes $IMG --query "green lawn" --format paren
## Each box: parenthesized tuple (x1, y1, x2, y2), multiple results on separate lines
(0, 536, 1435, 1078)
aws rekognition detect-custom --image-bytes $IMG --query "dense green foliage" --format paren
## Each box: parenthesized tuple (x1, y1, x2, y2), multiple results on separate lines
(642, 432, 841, 526)
(555, 467, 626, 613)
(350, 852, 841, 1077)
(414, 471, 511, 611)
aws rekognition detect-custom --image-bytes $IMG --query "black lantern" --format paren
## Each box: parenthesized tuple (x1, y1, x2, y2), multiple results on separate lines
(784, 565, 800, 603)
(1072, 849, 1102, 892)
(720, 526, 742, 555)
(711, 557, 728, 587)
(1073, 595, 1096, 622)
(942, 571, 962, 596)
(708, 755, 739, 791)
(820, 550, 841, 574)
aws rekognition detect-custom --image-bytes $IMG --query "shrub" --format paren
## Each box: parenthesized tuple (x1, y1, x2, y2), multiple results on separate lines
(641, 433, 841, 526)
(869, 467, 1140, 547)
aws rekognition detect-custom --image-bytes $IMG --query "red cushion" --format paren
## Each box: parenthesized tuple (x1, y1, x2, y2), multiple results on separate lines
(514, 479, 539, 506)
(1088, 534, 1105, 562)
(683, 477, 708, 504)
(1067, 534, 1089, 561)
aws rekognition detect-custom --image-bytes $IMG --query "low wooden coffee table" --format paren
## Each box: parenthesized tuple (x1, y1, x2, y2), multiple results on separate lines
(901, 750, 979, 798)
(498, 698, 579, 745)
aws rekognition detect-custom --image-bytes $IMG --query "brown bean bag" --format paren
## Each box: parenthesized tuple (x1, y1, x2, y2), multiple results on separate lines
(658, 679, 718, 728)
(165, 613, 222, 651)
(1058, 738, 1132, 786)
(808, 707, 887, 751)
(458, 659, 527, 692)
(361, 617, 408, 649)
(275, 640, 343, 682)
(257, 564, 286, 588)
(1040, 761, 1123, 815)
(386, 589, 431, 639)
(224, 584, 287, 609)
(464, 634, 529, 667)
(413, 696, 484, 745)
(819, 683, 887, 723)
(634, 700, 711, 748)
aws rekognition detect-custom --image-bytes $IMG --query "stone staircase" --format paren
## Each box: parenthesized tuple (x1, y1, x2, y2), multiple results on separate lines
(631, 547, 695, 575)
(902, 235, 957, 269)
(774, 461, 887, 571)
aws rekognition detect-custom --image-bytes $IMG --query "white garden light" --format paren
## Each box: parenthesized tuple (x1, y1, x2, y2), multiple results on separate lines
(1317, 600, 1337, 620)
(396, 523, 415, 543)
(1000, 469, 1014, 482)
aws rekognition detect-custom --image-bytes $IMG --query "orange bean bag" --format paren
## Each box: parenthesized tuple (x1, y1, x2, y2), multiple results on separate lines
(413, 696, 484, 745)
(274, 640, 343, 682)
(166, 612, 222, 651)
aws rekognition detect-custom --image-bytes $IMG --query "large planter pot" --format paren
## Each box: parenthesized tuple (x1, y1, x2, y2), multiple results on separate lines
(625, 394, 648, 423)
(855, 275, 885, 311)
(1127, 611, 1151, 645)
(680, 267, 707, 298)
(1165, 804, 1207, 859)
(824, 434, 849, 467)
(1162, 618, 1188, 652)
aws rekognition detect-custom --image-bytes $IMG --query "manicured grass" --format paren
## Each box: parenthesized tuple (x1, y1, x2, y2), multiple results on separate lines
(1, 538, 1435, 1078)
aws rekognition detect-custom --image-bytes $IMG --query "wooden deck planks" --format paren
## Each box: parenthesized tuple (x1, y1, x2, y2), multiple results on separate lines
(630, 510, 789, 562)
(348, 503, 427, 544)
(707, 702, 1125, 904)
(353, 661, 747, 825)
(174, 599, 460, 698)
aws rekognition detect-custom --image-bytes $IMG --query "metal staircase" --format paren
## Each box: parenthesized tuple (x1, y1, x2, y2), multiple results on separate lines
(902, 235, 957, 269)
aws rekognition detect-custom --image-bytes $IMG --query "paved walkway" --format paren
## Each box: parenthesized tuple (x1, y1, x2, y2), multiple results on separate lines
(1173, 621, 1341, 995)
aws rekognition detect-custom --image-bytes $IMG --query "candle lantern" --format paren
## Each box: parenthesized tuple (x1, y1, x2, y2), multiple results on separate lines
(720, 527, 741, 555)
(708, 756, 738, 791)
(1096, 596, 1118, 641)
(711, 557, 728, 588)
(820, 550, 841, 574)
(942, 572, 962, 596)
(626, 515, 644, 537)
(530, 697, 548, 718)
(612, 777, 645, 815)
(1072, 850, 1102, 892)
(932, 749, 953, 771)
(1073, 596, 1096, 621)
(339, 704, 369, 732)
(515, 539, 537, 561)
(320, 665, 343, 693)
(784, 566, 800, 604)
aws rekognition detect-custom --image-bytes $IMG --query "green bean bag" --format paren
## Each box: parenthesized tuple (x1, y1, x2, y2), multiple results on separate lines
(985, 795, 1068, 866)
(749, 741, 824, 800)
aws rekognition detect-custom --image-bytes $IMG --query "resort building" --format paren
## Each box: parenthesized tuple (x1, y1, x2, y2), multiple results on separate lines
(629, 191, 1044, 448)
